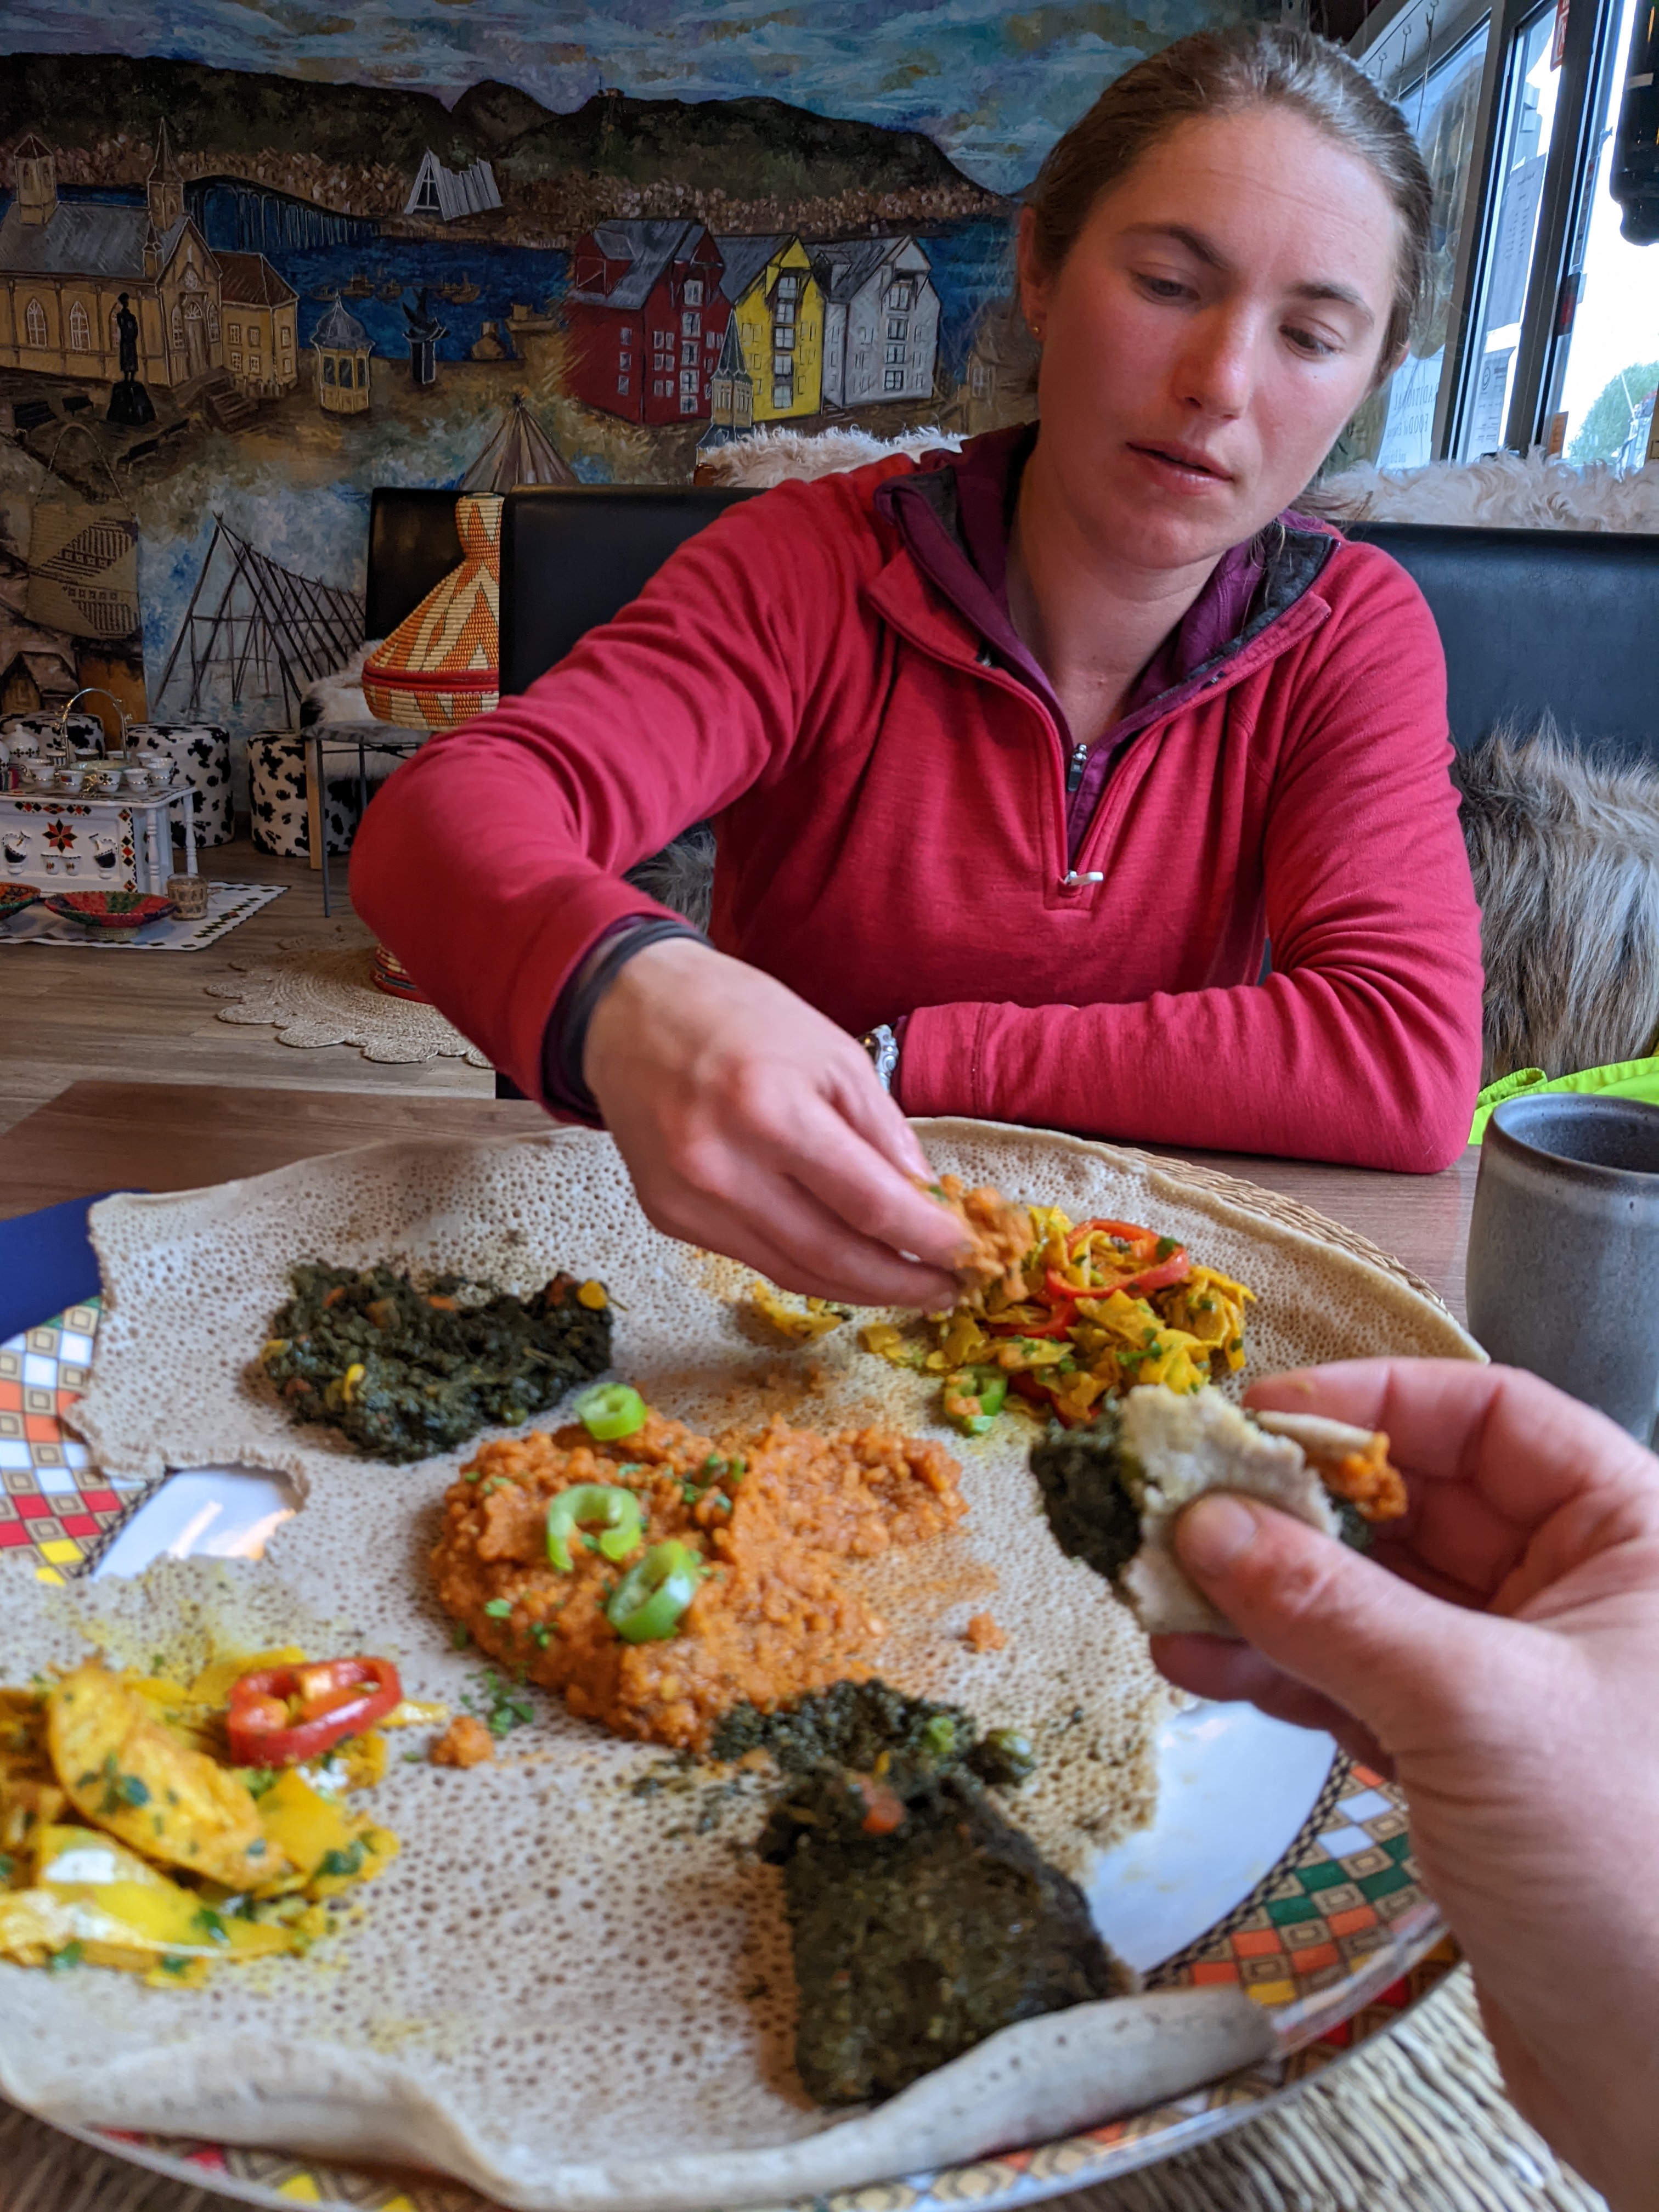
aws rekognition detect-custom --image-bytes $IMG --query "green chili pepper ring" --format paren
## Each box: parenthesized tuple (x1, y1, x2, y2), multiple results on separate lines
(545, 1484, 644, 1572)
(606, 1540, 706, 1643)
(574, 1382, 647, 1442)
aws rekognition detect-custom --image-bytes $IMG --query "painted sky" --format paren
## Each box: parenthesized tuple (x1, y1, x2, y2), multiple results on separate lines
(1, 0, 1246, 194)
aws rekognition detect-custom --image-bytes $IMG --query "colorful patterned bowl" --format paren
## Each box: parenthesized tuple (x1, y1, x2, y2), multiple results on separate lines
(41, 890, 176, 934)
(0, 882, 43, 921)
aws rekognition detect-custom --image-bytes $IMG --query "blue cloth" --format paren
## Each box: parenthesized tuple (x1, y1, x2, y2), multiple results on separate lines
(0, 1193, 128, 1343)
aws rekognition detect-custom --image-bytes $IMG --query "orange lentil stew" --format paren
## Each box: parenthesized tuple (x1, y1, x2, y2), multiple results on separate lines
(430, 1406, 966, 1752)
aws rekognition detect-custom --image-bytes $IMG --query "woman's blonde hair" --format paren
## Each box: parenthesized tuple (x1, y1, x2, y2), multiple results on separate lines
(1026, 23, 1433, 372)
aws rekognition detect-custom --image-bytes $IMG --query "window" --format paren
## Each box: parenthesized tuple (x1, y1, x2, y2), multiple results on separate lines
(654, 378, 667, 396)
(681, 340, 697, 364)
(67, 300, 90, 351)
(1553, 0, 1659, 464)
(1339, 20, 1491, 470)
(356, 356, 368, 386)
(24, 298, 47, 348)
(856, 324, 872, 342)
(706, 328, 718, 346)
(970, 361, 992, 399)
(230, 350, 242, 370)
(620, 326, 633, 340)
(249, 355, 261, 375)
(680, 390, 697, 413)
(887, 317, 909, 340)
(885, 342, 905, 364)
(617, 374, 630, 393)
(776, 325, 796, 351)
(684, 279, 704, 307)
(777, 273, 799, 298)
(884, 368, 905, 391)
(775, 297, 795, 325)
(323, 354, 336, 385)
(773, 353, 794, 377)
(227, 320, 241, 345)
(1450, 4, 1560, 456)
(772, 381, 793, 407)
(681, 311, 701, 337)
(680, 368, 698, 392)
(171, 304, 184, 348)
(619, 351, 631, 369)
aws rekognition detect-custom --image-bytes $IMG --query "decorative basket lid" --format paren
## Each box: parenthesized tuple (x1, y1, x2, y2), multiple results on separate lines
(362, 493, 502, 732)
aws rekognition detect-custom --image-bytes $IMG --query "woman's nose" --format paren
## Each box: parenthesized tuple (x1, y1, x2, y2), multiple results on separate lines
(1172, 308, 1255, 418)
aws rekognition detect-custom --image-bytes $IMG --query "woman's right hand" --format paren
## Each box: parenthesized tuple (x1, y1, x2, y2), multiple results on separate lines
(1152, 1362, 1659, 2211)
(582, 936, 967, 1307)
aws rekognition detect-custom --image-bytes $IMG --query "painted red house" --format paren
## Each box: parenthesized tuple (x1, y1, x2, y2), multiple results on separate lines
(565, 221, 730, 424)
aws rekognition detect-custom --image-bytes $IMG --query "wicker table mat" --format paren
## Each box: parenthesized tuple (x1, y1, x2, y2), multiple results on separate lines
(0, 1973, 1602, 2212)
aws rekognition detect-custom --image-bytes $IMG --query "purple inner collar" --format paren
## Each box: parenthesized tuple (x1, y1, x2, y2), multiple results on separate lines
(885, 426, 1271, 861)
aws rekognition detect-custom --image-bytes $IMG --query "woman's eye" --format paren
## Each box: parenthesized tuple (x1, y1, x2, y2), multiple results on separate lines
(1284, 325, 1340, 359)
(1136, 274, 1192, 302)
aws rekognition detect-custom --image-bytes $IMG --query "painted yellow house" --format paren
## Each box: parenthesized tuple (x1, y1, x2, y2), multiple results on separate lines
(714, 235, 822, 421)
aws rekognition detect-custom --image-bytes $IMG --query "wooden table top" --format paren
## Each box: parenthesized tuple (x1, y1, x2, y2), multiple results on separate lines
(0, 1080, 1480, 1324)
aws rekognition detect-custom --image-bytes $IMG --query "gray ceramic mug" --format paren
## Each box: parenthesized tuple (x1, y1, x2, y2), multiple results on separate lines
(1466, 1094, 1659, 1441)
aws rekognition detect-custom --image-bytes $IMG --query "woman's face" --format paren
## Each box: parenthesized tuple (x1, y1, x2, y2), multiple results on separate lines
(1018, 104, 1403, 572)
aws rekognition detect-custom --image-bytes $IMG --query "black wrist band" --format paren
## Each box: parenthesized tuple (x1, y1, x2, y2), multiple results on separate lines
(551, 917, 707, 1119)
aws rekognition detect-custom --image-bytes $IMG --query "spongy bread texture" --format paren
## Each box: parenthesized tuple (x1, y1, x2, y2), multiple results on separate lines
(3, 1118, 1477, 2205)
(1118, 1387, 1339, 1637)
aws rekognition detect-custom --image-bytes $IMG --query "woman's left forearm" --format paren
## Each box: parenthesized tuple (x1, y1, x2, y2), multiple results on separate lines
(894, 960, 1483, 1172)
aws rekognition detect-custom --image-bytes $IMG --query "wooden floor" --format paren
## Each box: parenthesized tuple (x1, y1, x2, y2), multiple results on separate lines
(0, 833, 494, 1138)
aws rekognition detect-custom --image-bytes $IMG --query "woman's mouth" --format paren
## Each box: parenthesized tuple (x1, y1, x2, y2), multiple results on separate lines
(1127, 441, 1233, 487)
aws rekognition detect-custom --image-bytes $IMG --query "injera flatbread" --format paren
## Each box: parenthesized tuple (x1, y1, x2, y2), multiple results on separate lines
(0, 1120, 1477, 2208)
(1118, 1389, 1341, 1638)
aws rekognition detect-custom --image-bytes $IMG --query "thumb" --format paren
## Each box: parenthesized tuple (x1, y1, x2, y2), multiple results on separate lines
(1174, 1494, 1485, 1751)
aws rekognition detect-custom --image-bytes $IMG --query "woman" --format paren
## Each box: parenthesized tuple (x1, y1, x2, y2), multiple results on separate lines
(353, 25, 1483, 1310)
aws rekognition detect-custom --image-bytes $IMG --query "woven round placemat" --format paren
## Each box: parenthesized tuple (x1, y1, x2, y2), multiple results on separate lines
(206, 947, 492, 1067)
(0, 1972, 1601, 2212)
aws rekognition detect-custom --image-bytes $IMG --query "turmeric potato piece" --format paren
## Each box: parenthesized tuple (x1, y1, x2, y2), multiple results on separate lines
(44, 1664, 289, 1889)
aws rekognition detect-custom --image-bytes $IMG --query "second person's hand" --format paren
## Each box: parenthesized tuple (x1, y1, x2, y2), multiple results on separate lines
(583, 936, 967, 1307)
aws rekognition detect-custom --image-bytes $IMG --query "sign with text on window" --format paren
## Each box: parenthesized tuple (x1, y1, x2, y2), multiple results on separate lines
(1376, 346, 1445, 468)
(1469, 344, 1516, 451)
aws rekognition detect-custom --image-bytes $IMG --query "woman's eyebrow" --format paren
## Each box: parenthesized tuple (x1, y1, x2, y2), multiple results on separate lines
(1120, 222, 1376, 323)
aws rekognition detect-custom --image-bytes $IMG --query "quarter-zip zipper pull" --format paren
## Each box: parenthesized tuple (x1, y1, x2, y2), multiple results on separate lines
(1065, 741, 1089, 794)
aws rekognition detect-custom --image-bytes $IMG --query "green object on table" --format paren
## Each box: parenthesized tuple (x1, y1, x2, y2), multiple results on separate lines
(573, 1382, 646, 1441)
(545, 1483, 643, 1572)
(1470, 1056, 1659, 1142)
(606, 1539, 704, 1642)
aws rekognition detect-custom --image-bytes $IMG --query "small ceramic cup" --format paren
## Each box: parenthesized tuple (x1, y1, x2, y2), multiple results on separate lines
(53, 766, 85, 794)
(167, 873, 210, 919)
(125, 768, 156, 793)
(1466, 1094, 1659, 1442)
(141, 755, 177, 786)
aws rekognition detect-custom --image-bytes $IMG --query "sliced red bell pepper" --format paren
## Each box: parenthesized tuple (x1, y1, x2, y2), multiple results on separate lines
(226, 1656, 403, 1768)
(988, 1298, 1077, 1339)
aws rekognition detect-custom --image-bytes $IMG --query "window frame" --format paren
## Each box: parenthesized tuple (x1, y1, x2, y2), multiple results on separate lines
(1355, 0, 1630, 456)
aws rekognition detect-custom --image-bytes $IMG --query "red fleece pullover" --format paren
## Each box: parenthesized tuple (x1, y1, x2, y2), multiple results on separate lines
(351, 452, 1484, 1171)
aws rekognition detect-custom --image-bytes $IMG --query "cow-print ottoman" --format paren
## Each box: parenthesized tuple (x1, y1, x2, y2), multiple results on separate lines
(248, 730, 417, 859)
(125, 723, 234, 848)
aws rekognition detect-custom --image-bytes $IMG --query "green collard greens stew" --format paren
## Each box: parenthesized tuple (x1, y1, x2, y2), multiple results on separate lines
(258, 1264, 612, 1463)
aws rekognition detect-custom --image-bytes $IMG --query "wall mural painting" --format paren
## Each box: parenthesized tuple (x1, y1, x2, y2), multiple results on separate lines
(0, 2, 1273, 749)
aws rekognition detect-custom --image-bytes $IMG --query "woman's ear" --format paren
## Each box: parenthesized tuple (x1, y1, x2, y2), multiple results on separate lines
(1015, 205, 1050, 343)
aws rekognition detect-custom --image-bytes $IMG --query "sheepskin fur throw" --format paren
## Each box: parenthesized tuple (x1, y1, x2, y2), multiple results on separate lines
(298, 641, 387, 729)
(1455, 725, 1659, 1081)
(1313, 449, 1659, 533)
(625, 822, 715, 935)
(698, 424, 960, 487)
